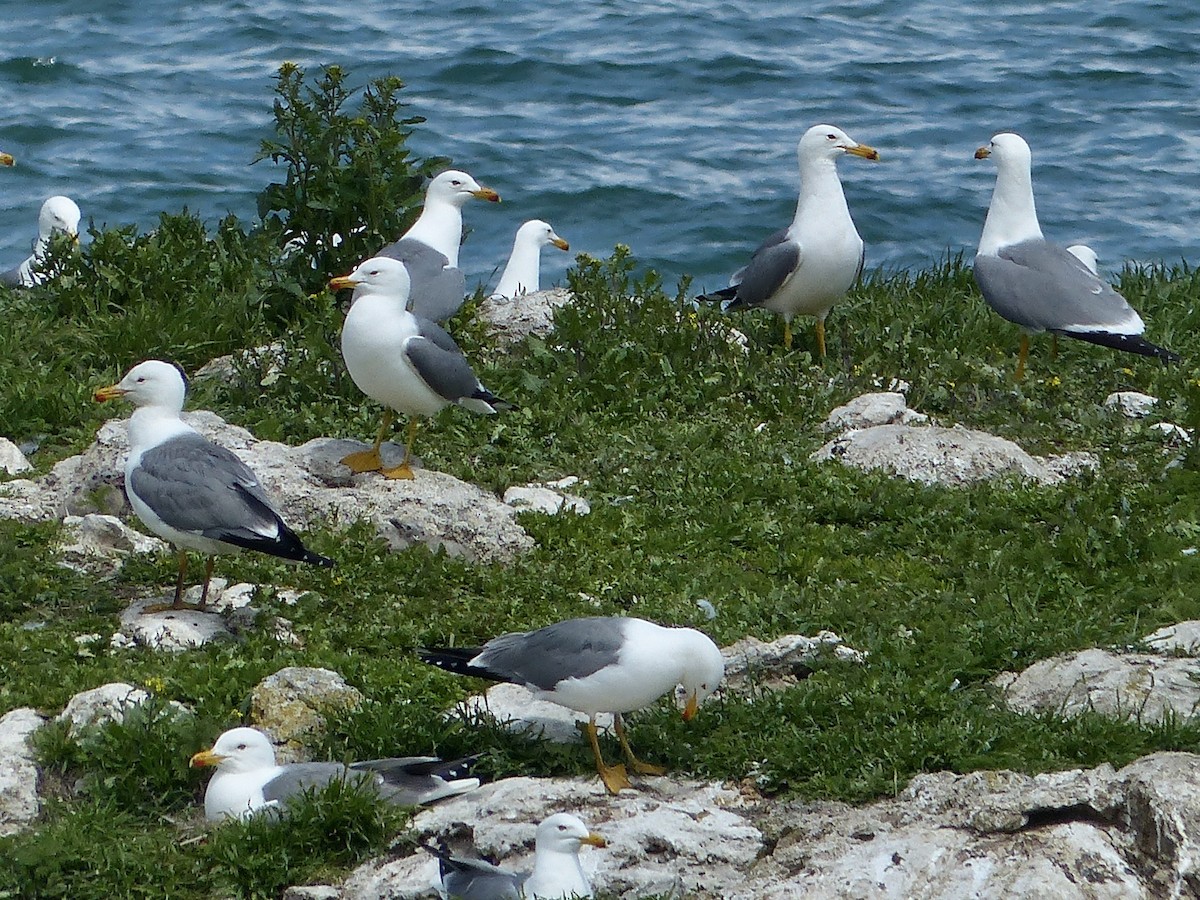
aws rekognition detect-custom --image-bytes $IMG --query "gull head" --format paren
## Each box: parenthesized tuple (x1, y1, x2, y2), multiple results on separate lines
(799, 124, 880, 164)
(974, 132, 1032, 168)
(427, 170, 500, 207)
(190, 727, 277, 774)
(38, 195, 81, 242)
(329, 256, 412, 303)
(535, 813, 607, 854)
(677, 630, 726, 722)
(518, 219, 570, 252)
(94, 359, 187, 410)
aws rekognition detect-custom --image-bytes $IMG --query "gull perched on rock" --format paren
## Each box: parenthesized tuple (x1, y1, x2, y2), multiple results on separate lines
(973, 132, 1178, 379)
(94, 360, 333, 610)
(430, 812, 606, 899)
(371, 170, 501, 322)
(697, 124, 879, 356)
(330, 256, 509, 480)
(489, 219, 570, 300)
(2, 195, 81, 287)
(189, 726, 481, 822)
(420, 616, 725, 794)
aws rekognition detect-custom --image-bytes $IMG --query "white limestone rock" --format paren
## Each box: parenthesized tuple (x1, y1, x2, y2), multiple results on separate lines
(1104, 391, 1158, 419)
(58, 513, 167, 564)
(720, 631, 866, 694)
(0, 438, 32, 476)
(114, 595, 234, 652)
(821, 392, 929, 434)
(813, 423, 1097, 487)
(477, 287, 573, 346)
(1144, 621, 1200, 655)
(250, 667, 364, 763)
(503, 483, 591, 516)
(0, 708, 45, 836)
(56, 683, 152, 735)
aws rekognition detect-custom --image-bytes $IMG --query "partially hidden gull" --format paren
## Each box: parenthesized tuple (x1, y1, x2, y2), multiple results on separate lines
(489, 219, 570, 300)
(0, 151, 13, 167)
(373, 170, 500, 322)
(2, 195, 81, 287)
(697, 124, 879, 356)
(330, 256, 509, 480)
(1066, 244, 1099, 274)
(94, 360, 333, 610)
(429, 812, 606, 899)
(419, 616, 725, 795)
(973, 132, 1179, 379)
(189, 726, 480, 822)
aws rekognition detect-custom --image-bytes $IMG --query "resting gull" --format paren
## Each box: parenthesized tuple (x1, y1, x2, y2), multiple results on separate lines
(973, 132, 1178, 379)
(697, 124, 879, 356)
(330, 256, 508, 480)
(189, 726, 480, 822)
(489, 219, 570, 300)
(429, 812, 606, 899)
(94, 360, 333, 610)
(2, 195, 81, 287)
(420, 616, 725, 794)
(372, 170, 500, 322)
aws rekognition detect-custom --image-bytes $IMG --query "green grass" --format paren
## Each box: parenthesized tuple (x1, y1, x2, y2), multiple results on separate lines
(5, 133, 1200, 897)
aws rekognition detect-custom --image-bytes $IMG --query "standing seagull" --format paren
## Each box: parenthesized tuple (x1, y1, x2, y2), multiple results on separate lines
(697, 125, 879, 356)
(371, 170, 501, 322)
(430, 812, 606, 899)
(973, 132, 1178, 379)
(330, 256, 508, 480)
(420, 616, 725, 795)
(94, 360, 333, 610)
(2, 195, 81, 287)
(190, 726, 481, 822)
(489, 219, 570, 300)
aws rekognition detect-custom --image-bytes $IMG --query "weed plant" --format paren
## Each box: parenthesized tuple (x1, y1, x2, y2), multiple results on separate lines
(2, 65, 1200, 898)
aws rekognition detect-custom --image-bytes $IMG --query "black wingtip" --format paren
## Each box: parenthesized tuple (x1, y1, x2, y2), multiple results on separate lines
(418, 647, 502, 681)
(696, 285, 738, 305)
(303, 550, 336, 568)
(1058, 329, 1181, 363)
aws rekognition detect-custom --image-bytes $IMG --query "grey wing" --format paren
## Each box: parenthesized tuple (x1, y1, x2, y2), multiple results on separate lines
(349, 754, 479, 805)
(439, 855, 525, 900)
(974, 239, 1143, 335)
(725, 238, 801, 310)
(261, 762, 357, 805)
(730, 226, 790, 285)
(378, 238, 467, 321)
(478, 616, 628, 691)
(404, 330, 484, 403)
(129, 434, 281, 541)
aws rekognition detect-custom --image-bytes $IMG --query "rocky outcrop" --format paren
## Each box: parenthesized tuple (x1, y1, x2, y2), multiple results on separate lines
(477, 288, 573, 346)
(0, 708, 45, 836)
(249, 667, 365, 763)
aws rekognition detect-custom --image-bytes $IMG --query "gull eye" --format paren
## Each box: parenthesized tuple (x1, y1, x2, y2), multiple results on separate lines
(368, 270, 379, 276)
(557, 824, 568, 831)
(236, 743, 246, 750)
(827, 133, 837, 140)
(450, 179, 462, 187)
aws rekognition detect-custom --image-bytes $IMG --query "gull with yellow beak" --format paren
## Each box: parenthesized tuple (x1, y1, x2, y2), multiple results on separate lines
(430, 812, 607, 899)
(189, 726, 480, 822)
(330, 256, 508, 479)
(973, 132, 1179, 379)
(2, 195, 81, 287)
(698, 124, 880, 356)
(419, 616, 725, 795)
(489, 219, 571, 300)
(362, 169, 500, 322)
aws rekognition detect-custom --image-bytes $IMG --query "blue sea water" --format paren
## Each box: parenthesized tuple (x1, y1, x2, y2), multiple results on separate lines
(3, 0, 1199, 296)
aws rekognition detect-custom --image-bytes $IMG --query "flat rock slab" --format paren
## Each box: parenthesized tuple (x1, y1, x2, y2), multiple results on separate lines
(994, 647, 1200, 723)
(0, 708, 45, 836)
(813, 423, 1097, 487)
(821, 392, 928, 434)
(0, 412, 533, 565)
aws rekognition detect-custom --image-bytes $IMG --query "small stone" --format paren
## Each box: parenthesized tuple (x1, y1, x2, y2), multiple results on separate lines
(502, 485, 590, 516)
(1151, 423, 1192, 443)
(822, 392, 928, 434)
(0, 708, 46, 836)
(0, 438, 32, 476)
(1104, 391, 1158, 418)
(59, 514, 167, 560)
(56, 683, 150, 735)
(1144, 621, 1200, 655)
(282, 887, 340, 900)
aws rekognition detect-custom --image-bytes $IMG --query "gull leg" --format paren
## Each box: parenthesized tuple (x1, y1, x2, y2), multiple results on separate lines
(783, 319, 793, 351)
(341, 409, 394, 473)
(1015, 334, 1029, 381)
(197, 557, 216, 610)
(614, 713, 667, 776)
(586, 717, 630, 794)
(143, 551, 208, 614)
(815, 319, 827, 359)
(173, 550, 188, 607)
(381, 418, 418, 480)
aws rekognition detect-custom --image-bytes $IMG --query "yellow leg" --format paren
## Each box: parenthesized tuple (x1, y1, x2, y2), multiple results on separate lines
(783, 319, 793, 351)
(1015, 333, 1029, 381)
(173, 550, 188, 607)
(585, 717, 630, 794)
(815, 319, 827, 359)
(341, 409, 394, 473)
(142, 550, 211, 614)
(614, 714, 667, 776)
(381, 418, 418, 480)
(197, 557, 216, 609)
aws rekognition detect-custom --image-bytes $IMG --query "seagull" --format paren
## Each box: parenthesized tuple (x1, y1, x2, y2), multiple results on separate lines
(94, 360, 333, 610)
(419, 616, 725, 795)
(0, 151, 13, 167)
(973, 132, 1179, 379)
(2, 195, 81, 287)
(372, 170, 501, 322)
(189, 726, 481, 822)
(429, 812, 606, 899)
(697, 124, 879, 356)
(329, 256, 509, 480)
(489, 220, 570, 300)
(1066, 244, 1099, 274)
